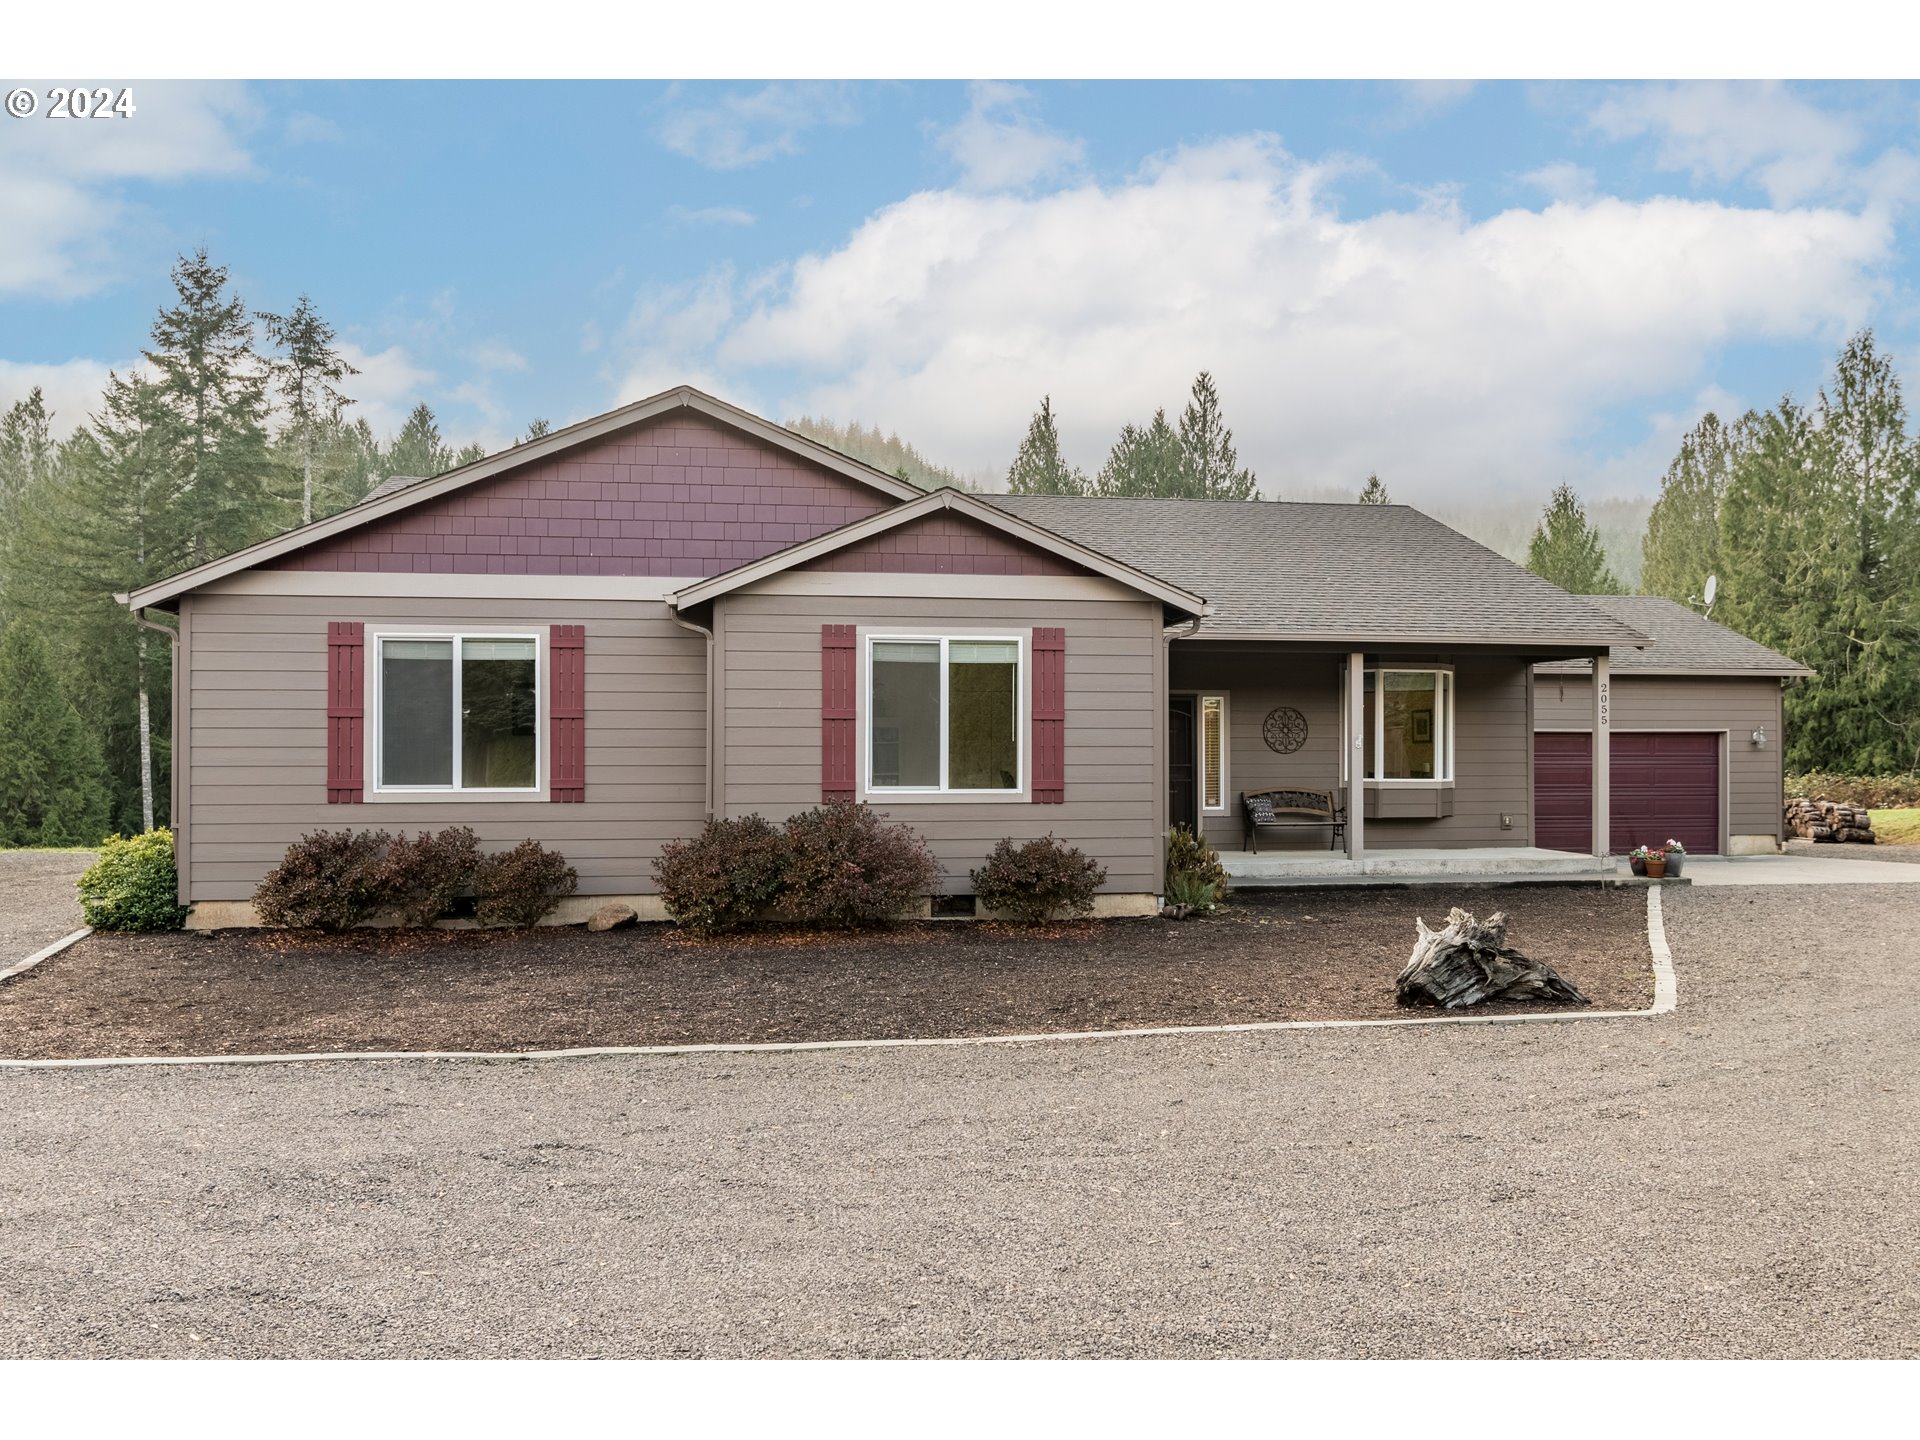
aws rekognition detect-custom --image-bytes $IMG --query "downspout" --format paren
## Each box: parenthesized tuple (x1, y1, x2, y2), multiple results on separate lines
(668, 605, 717, 817)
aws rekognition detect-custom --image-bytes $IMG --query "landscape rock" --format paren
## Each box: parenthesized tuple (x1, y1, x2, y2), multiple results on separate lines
(586, 903, 638, 932)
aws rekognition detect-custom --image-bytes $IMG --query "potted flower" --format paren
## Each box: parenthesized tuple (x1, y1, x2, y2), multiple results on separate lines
(1644, 845, 1667, 880)
(1662, 838, 1686, 878)
(1629, 844, 1651, 877)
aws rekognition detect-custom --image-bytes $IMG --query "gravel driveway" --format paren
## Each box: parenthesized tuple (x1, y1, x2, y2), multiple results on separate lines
(0, 850, 93, 965)
(3, 883, 1916, 1358)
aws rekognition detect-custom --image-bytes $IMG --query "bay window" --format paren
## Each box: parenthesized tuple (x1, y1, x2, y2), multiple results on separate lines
(376, 633, 540, 792)
(1350, 666, 1452, 782)
(868, 635, 1022, 793)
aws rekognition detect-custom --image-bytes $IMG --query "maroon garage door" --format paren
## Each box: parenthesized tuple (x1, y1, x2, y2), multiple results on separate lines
(1532, 733, 1721, 855)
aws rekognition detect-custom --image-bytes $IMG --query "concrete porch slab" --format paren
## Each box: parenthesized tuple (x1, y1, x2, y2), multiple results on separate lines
(1220, 846, 1611, 887)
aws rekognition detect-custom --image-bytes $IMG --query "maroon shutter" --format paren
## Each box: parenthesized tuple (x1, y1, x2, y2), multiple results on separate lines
(326, 622, 365, 803)
(1032, 627, 1065, 804)
(821, 624, 857, 800)
(550, 624, 586, 802)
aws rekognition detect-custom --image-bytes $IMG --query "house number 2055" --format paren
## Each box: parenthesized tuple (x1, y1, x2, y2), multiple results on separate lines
(1598, 678, 1610, 726)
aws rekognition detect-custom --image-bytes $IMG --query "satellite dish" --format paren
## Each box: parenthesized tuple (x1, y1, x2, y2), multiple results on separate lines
(1703, 574, 1719, 608)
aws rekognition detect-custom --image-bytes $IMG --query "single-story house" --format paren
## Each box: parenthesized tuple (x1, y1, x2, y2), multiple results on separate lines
(1532, 595, 1810, 857)
(120, 386, 1800, 924)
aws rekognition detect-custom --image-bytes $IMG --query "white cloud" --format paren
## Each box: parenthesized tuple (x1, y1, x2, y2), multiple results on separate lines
(654, 82, 856, 170)
(0, 80, 258, 298)
(667, 204, 758, 227)
(1588, 81, 1863, 207)
(0, 357, 123, 433)
(1521, 161, 1596, 203)
(468, 339, 529, 373)
(936, 81, 1085, 192)
(284, 110, 344, 145)
(335, 342, 434, 438)
(618, 134, 1891, 500)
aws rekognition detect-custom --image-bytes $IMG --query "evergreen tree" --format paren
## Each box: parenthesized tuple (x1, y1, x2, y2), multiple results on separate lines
(1096, 409, 1185, 496)
(0, 388, 58, 628)
(521, 417, 551, 443)
(1526, 483, 1626, 594)
(1718, 332, 1920, 771)
(1642, 412, 1746, 604)
(1175, 371, 1259, 500)
(1357, 474, 1390, 504)
(1006, 396, 1089, 495)
(451, 440, 488, 469)
(0, 624, 111, 847)
(257, 294, 357, 525)
(310, 416, 384, 516)
(385, 402, 454, 479)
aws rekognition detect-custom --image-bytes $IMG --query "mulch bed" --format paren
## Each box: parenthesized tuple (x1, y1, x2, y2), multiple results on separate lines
(0, 885, 1653, 1059)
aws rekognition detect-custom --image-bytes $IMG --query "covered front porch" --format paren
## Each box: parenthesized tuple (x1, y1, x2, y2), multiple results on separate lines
(1168, 638, 1617, 874)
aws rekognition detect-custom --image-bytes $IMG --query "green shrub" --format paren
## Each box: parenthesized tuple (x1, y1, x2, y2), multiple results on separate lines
(776, 801, 940, 929)
(972, 834, 1107, 922)
(1165, 823, 1228, 908)
(1786, 773, 1920, 810)
(253, 828, 391, 930)
(473, 839, 578, 928)
(77, 829, 186, 932)
(376, 826, 481, 927)
(652, 814, 789, 935)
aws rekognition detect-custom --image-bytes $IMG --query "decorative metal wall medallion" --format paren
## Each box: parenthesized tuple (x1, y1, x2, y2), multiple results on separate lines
(1263, 706, 1307, 754)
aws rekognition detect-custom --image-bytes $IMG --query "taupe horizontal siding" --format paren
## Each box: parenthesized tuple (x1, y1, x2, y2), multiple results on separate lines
(1536, 672, 1784, 840)
(1170, 649, 1532, 852)
(718, 593, 1161, 892)
(181, 593, 707, 901)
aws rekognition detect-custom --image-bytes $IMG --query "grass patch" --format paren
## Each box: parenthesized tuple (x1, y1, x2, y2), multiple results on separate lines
(1869, 809, 1920, 845)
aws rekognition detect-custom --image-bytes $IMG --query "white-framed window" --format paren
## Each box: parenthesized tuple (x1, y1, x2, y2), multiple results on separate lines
(866, 633, 1023, 794)
(1199, 694, 1228, 812)
(1342, 666, 1454, 782)
(372, 631, 543, 793)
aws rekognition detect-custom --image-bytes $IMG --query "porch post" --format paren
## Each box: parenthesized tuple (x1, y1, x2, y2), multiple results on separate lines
(1346, 652, 1365, 860)
(1591, 653, 1611, 859)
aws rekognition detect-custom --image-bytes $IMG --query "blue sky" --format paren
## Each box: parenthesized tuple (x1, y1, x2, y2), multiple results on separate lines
(2, 78, 1916, 501)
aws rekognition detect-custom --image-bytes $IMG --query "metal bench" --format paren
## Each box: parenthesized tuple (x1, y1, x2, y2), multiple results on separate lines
(1241, 787, 1346, 853)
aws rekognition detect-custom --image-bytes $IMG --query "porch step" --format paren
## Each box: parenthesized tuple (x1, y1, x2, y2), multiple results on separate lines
(1219, 847, 1611, 887)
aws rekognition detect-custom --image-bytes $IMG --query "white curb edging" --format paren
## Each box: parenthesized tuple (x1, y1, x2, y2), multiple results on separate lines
(0, 926, 91, 984)
(0, 893, 1677, 1072)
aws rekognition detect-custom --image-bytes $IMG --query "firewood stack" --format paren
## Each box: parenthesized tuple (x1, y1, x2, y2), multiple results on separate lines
(1784, 796, 1877, 843)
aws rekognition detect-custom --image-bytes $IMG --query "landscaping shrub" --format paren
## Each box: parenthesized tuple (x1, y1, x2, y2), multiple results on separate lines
(1163, 867, 1221, 914)
(376, 826, 481, 927)
(253, 829, 391, 930)
(1165, 823, 1228, 908)
(652, 814, 789, 935)
(775, 800, 940, 929)
(971, 834, 1106, 922)
(1785, 772, 1920, 810)
(76, 829, 187, 932)
(473, 839, 578, 928)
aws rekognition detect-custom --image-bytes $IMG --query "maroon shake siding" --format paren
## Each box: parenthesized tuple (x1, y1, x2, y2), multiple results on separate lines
(797, 512, 1088, 576)
(271, 417, 893, 577)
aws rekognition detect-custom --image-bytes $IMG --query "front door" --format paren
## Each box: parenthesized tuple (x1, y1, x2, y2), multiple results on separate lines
(1168, 696, 1198, 835)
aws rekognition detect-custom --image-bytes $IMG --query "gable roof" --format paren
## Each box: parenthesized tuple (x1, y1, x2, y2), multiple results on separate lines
(987, 495, 1649, 649)
(1535, 595, 1811, 677)
(670, 488, 1210, 617)
(121, 386, 924, 610)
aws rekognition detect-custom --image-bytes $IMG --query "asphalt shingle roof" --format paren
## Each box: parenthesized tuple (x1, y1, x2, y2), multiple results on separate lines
(1535, 594, 1810, 676)
(985, 495, 1649, 649)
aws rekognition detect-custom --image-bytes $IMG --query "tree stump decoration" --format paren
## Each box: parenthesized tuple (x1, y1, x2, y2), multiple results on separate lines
(1395, 907, 1590, 1010)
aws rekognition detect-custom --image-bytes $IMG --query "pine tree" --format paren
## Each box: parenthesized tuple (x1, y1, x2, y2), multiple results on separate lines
(1357, 474, 1390, 504)
(145, 248, 278, 564)
(1176, 371, 1259, 500)
(1006, 396, 1089, 495)
(0, 624, 111, 847)
(1526, 483, 1626, 594)
(521, 417, 551, 443)
(1096, 409, 1185, 496)
(310, 416, 384, 516)
(451, 440, 487, 469)
(385, 403, 454, 479)
(257, 294, 357, 525)
(1642, 412, 1746, 604)
(0, 388, 58, 628)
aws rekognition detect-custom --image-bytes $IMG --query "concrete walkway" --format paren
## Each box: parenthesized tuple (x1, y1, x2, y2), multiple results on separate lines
(1668, 853, 1920, 887)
